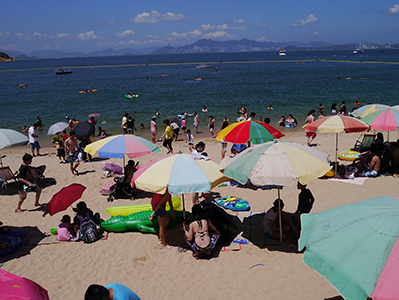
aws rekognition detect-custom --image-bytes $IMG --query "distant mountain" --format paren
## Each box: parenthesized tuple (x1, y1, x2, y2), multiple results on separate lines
(1, 39, 398, 59)
(15, 54, 38, 60)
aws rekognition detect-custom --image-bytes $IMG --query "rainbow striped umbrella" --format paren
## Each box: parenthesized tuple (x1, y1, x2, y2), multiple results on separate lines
(351, 104, 393, 118)
(216, 120, 284, 144)
(84, 135, 161, 160)
(299, 196, 399, 300)
(132, 154, 227, 194)
(361, 108, 399, 132)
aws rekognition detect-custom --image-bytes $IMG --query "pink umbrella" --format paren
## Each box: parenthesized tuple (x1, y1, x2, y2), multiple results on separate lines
(88, 113, 101, 118)
(0, 269, 49, 300)
(362, 108, 399, 132)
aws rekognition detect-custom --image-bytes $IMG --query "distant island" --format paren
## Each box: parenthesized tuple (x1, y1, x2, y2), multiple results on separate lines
(2, 38, 399, 60)
(0, 52, 18, 62)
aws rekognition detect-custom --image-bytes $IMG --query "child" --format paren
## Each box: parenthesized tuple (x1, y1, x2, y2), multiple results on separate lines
(158, 119, 173, 154)
(181, 117, 187, 133)
(186, 129, 194, 152)
(57, 215, 76, 241)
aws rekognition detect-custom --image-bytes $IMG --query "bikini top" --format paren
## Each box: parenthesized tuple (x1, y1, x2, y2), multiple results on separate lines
(195, 230, 208, 240)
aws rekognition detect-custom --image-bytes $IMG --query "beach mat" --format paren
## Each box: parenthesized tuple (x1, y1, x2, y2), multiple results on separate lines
(0, 231, 29, 267)
(328, 177, 368, 185)
(26, 232, 109, 246)
(233, 211, 280, 246)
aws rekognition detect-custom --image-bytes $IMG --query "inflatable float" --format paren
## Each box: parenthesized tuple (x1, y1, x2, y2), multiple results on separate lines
(106, 196, 182, 217)
(215, 196, 250, 211)
(125, 94, 139, 98)
(338, 150, 360, 161)
(101, 210, 184, 233)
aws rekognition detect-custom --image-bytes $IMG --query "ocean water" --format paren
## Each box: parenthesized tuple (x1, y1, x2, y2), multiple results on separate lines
(1, 49, 399, 142)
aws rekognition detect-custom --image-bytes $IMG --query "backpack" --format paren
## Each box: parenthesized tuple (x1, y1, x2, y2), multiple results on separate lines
(78, 213, 99, 243)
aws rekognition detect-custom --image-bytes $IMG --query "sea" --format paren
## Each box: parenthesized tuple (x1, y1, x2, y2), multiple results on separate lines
(1, 49, 399, 143)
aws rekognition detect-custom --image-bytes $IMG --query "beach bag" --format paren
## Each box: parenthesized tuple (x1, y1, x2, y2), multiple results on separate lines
(78, 214, 99, 243)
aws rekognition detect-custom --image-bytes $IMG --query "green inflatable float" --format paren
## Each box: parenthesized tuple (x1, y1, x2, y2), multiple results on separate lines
(101, 210, 186, 233)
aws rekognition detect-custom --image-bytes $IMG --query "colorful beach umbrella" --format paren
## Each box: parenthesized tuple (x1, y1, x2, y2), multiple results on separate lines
(216, 120, 284, 144)
(351, 104, 393, 118)
(132, 154, 227, 194)
(0, 128, 28, 149)
(303, 115, 369, 174)
(88, 113, 101, 118)
(46, 183, 86, 216)
(0, 269, 50, 300)
(221, 140, 331, 187)
(84, 134, 161, 160)
(299, 196, 399, 300)
(361, 108, 399, 132)
(47, 122, 68, 135)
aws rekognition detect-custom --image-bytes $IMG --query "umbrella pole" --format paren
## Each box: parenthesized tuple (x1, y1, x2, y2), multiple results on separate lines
(182, 193, 186, 220)
(335, 133, 338, 177)
(278, 188, 283, 244)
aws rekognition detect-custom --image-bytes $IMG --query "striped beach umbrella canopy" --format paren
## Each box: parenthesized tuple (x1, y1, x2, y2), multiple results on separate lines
(361, 108, 399, 132)
(216, 119, 284, 145)
(351, 104, 393, 118)
(299, 196, 399, 300)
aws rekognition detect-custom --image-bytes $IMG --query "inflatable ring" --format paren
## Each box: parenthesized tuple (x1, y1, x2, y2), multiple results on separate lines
(338, 150, 360, 161)
(215, 196, 250, 211)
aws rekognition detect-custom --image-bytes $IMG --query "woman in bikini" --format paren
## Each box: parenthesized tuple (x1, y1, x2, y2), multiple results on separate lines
(184, 204, 220, 259)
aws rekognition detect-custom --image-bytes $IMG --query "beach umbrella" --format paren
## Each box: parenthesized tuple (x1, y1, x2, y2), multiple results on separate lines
(73, 121, 94, 140)
(361, 108, 399, 132)
(351, 104, 393, 118)
(221, 140, 331, 243)
(167, 116, 181, 127)
(84, 135, 161, 165)
(0, 269, 50, 300)
(303, 115, 369, 174)
(132, 154, 228, 216)
(88, 113, 101, 118)
(299, 196, 399, 300)
(216, 119, 284, 145)
(0, 128, 28, 149)
(46, 183, 86, 216)
(47, 122, 68, 135)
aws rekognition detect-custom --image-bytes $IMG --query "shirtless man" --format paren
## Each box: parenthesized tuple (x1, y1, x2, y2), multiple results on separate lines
(64, 131, 80, 177)
(362, 147, 380, 177)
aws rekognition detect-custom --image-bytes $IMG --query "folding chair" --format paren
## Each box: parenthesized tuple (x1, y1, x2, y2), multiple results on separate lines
(352, 134, 376, 152)
(0, 166, 18, 189)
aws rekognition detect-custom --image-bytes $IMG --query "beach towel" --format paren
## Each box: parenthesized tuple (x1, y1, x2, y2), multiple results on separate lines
(328, 177, 368, 185)
(26, 232, 108, 246)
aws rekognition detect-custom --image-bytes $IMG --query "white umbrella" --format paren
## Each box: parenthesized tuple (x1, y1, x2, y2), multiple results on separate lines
(47, 122, 69, 135)
(0, 128, 28, 149)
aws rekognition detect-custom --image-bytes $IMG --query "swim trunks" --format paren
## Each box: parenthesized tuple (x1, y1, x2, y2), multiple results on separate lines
(67, 151, 78, 164)
(186, 231, 220, 254)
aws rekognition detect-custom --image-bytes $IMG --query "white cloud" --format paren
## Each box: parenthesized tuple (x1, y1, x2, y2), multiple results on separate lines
(56, 33, 72, 38)
(202, 30, 234, 40)
(234, 26, 248, 31)
(200, 24, 228, 31)
(255, 36, 273, 42)
(388, 4, 399, 15)
(116, 30, 135, 37)
(255, 22, 267, 27)
(128, 39, 141, 45)
(167, 32, 188, 39)
(206, 14, 213, 19)
(188, 29, 202, 36)
(311, 31, 319, 36)
(32, 32, 42, 37)
(291, 14, 318, 27)
(43, 44, 51, 50)
(117, 41, 126, 45)
(102, 19, 114, 25)
(0, 32, 11, 37)
(2, 43, 16, 50)
(147, 34, 159, 39)
(233, 19, 244, 24)
(77, 31, 98, 40)
(15, 32, 24, 38)
(131, 10, 184, 23)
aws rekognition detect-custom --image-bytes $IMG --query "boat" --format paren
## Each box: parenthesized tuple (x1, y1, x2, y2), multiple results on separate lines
(196, 64, 211, 69)
(353, 48, 364, 54)
(279, 49, 286, 56)
(55, 68, 72, 75)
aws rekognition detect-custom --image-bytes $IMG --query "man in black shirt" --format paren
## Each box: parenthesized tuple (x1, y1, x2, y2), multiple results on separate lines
(15, 153, 42, 213)
(295, 182, 315, 215)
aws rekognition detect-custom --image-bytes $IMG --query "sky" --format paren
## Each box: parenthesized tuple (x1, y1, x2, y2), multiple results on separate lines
(1, 0, 399, 53)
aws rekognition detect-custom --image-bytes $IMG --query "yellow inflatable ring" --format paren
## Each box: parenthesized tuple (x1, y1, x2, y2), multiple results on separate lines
(338, 150, 360, 161)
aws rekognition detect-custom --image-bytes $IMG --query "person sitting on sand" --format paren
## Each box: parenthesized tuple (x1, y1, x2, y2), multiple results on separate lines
(184, 204, 220, 259)
(362, 146, 381, 177)
(278, 116, 285, 127)
(57, 215, 76, 241)
(85, 283, 141, 300)
(149, 189, 176, 250)
(15, 153, 43, 213)
(263, 199, 299, 241)
(73, 201, 101, 240)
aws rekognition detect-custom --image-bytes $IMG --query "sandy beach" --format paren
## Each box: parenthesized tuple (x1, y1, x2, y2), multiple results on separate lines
(1, 128, 398, 300)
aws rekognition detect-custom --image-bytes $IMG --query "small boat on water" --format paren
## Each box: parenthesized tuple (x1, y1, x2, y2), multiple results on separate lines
(279, 49, 286, 56)
(55, 68, 72, 75)
(196, 64, 211, 69)
(353, 48, 364, 54)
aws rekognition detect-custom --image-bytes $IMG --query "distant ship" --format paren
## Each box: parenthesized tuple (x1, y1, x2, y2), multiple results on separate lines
(196, 64, 211, 69)
(279, 49, 286, 56)
(55, 68, 72, 75)
(353, 48, 364, 54)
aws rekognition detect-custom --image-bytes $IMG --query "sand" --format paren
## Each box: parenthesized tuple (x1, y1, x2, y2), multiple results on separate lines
(1, 128, 398, 300)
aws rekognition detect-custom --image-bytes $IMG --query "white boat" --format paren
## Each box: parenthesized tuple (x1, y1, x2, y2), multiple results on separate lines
(196, 64, 211, 69)
(279, 49, 286, 56)
(353, 48, 364, 54)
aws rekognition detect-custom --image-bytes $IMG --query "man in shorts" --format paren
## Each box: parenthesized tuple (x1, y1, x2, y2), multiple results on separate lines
(15, 153, 42, 213)
(64, 131, 80, 177)
(28, 123, 41, 157)
(121, 113, 128, 135)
